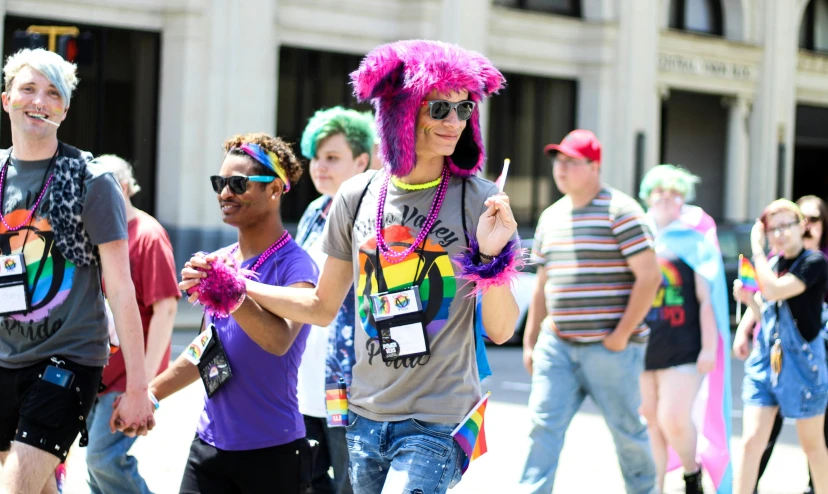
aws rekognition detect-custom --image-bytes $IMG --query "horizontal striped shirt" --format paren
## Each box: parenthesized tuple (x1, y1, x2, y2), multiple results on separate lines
(533, 187, 654, 342)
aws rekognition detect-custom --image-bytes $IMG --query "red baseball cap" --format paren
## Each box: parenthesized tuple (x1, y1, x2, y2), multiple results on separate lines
(544, 129, 601, 162)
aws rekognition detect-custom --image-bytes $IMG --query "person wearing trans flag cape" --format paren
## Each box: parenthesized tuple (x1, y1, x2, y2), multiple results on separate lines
(639, 165, 732, 494)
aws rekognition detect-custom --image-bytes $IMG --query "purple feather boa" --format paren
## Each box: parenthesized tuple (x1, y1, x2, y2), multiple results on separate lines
(188, 253, 254, 318)
(453, 237, 525, 297)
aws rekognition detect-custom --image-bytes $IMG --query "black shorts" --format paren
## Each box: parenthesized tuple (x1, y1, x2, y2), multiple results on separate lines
(179, 435, 313, 494)
(0, 357, 102, 462)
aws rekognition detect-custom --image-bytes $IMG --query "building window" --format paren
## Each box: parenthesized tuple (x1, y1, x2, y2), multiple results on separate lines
(276, 46, 371, 223)
(487, 73, 577, 228)
(493, 0, 581, 18)
(800, 0, 828, 53)
(668, 0, 724, 36)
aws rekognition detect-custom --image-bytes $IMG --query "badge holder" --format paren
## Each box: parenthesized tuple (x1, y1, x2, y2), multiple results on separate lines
(0, 254, 30, 316)
(370, 287, 430, 362)
(187, 324, 234, 397)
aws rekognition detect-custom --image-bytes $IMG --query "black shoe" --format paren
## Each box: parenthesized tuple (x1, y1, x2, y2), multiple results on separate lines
(683, 469, 703, 494)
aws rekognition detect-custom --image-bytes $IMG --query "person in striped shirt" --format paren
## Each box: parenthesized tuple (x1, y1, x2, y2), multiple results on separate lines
(518, 129, 662, 494)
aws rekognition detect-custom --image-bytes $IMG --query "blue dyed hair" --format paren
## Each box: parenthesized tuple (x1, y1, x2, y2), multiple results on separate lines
(3, 48, 78, 106)
(300, 106, 376, 165)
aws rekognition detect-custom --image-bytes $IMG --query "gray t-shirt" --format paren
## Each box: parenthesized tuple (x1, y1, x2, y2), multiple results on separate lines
(323, 169, 499, 424)
(0, 150, 128, 368)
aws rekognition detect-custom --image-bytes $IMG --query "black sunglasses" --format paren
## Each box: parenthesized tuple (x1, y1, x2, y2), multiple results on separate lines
(421, 100, 476, 121)
(210, 175, 275, 195)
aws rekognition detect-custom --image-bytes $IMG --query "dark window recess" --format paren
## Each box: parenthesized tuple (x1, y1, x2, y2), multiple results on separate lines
(493, 0, 581, 18)
(2, 16, 161, 217)
(487, 73, 577, 228)
(799, 0, 828, 53)
(668, 0, 724, 36)
(276, 46, 372, 223)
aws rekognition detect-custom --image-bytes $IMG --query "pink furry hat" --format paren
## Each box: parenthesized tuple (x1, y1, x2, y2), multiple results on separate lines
(351, 40, 506, 178)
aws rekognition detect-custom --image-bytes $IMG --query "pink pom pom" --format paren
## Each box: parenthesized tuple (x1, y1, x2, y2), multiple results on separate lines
(190, 255, 247, 318)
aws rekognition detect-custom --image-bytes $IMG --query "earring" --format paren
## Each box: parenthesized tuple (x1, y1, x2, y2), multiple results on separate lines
(272, 194, 276, 199)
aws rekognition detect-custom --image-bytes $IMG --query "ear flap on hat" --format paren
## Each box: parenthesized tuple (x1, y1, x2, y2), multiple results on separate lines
(351, 45, 406, 101)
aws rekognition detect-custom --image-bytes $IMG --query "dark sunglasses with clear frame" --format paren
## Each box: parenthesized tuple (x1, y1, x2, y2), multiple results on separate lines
(421, 100, 476, 121)
(210, 175, 275, 195)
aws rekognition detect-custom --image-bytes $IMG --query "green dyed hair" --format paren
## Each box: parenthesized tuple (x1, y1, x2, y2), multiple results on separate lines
(300, 106, 376, 165)
(638, 164, 701, 203)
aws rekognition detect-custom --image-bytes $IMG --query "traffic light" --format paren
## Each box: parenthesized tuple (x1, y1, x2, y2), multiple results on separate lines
(56, 35, 77, 62)
(10, 28, 94, 66)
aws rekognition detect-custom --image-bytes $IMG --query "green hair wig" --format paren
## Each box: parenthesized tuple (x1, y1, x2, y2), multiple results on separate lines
(639, 164, 701, 203)
(300, 106, 376, 165)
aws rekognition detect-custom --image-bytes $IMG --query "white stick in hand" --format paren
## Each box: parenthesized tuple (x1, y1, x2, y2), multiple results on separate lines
(496, 158, 510, 193)
(34, 115, 60, 127)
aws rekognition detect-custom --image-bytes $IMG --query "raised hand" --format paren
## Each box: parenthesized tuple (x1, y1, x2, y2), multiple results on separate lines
(476, 193, 518, 257)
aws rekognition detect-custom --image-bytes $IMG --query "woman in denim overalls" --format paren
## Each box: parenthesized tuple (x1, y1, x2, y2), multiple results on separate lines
(733, 199, 828, 494)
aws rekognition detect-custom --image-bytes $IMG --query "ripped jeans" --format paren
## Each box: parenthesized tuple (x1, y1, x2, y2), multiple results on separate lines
(344, 410, 464, 494)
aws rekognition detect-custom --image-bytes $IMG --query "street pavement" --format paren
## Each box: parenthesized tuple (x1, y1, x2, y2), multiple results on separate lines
(61, 331, 811, 493)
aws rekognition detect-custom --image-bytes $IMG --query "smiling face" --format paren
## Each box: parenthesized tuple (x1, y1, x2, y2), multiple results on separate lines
(415, 89, 469, 162)
(310, 133, 367, 197)
(799, 200, 824, 251)
(1, 66, 68, 140)
(216, 154, 279, 228)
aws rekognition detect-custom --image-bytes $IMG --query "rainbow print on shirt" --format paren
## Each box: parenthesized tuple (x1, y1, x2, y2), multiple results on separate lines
(647, 258, 685, 327)
(357, 225, 456, 340)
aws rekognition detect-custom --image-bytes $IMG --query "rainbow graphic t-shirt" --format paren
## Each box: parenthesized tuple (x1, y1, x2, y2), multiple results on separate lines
(323, 170, 504, 424)
(0, 153, 127, 368)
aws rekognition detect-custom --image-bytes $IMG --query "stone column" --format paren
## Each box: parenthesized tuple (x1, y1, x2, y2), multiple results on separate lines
(723, 96, 751, 222)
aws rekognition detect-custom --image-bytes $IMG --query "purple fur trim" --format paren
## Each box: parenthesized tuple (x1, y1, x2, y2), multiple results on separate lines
(453, 237, 525, 297)
(351, 40, 505, 178)
(190, 255, 247, 318)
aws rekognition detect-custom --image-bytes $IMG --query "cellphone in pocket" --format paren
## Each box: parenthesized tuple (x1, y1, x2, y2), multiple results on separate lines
(42, 365, 74, 388)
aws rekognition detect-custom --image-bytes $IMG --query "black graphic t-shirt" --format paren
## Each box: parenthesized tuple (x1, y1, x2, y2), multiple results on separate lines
(775, 249, 828, 342)
(644, 253, 702, 370)
(0, 153, 127, 369)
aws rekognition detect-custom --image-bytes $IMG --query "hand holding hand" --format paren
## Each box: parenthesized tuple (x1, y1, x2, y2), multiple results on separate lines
(108, 390, 155, 437)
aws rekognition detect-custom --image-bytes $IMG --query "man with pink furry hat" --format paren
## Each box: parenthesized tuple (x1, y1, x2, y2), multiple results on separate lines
(181, 39, 523, 493)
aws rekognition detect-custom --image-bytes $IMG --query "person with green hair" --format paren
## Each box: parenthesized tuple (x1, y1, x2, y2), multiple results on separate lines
(638, 164, 733, 494)
(295, 106, 375, 494)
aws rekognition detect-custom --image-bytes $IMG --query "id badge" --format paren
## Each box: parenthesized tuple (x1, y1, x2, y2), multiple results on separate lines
(0, 254, 30, 315)
(370, 287, 423, 321)
(377, 312, 431, 362)
(194, 324, 234, 397)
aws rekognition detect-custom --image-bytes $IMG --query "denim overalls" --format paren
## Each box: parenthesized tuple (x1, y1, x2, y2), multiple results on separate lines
(742, 254, 828, 419)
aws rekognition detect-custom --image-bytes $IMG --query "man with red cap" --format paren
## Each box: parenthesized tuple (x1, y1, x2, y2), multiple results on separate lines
(519, 130, 661, 494)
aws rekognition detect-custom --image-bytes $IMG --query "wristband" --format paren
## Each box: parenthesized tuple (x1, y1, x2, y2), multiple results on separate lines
(479, 251, 496, 260)
(148, 391, 160, 410)
(454, 237, 525, 297)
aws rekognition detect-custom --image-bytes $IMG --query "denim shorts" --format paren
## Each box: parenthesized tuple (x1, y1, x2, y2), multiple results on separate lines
(345, 410, 464, 494)
(742, 300, 828, 419)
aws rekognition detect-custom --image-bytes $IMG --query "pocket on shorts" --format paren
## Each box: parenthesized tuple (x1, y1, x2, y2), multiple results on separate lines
(800, 384, 828, 417)
(344, 410, 361, 431)
(19, 379, 76, 429)
(406, 419, 457, 457)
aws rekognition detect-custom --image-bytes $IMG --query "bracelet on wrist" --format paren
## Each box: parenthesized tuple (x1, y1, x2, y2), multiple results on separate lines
(479, 251, 496, 260)
(148, 391, 160, 410)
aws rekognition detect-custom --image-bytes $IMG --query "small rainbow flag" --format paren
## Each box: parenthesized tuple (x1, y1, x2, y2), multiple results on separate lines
(738, 255, 760, 292)
(451, 391, 490, 473)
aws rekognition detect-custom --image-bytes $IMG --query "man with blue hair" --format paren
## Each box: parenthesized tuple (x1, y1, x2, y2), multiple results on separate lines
(0, 49, 154, 494)
(296, 106, 374, 494)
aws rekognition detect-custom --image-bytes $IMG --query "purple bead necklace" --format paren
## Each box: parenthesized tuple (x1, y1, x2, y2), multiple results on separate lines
(0, 160, 54, 231)
(375, 165, 450, 264)
(231, 230, 292, 276)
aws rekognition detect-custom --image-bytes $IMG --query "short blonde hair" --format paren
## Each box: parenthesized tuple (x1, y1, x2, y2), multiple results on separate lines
(3, 48, 78, 106)
(760, 199, 804, 226)
(96, 155, 141, 197)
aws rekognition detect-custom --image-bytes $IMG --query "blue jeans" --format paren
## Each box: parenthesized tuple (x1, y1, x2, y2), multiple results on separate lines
(86, 392, 152, 494)
(518, 330, 657, 494)
(345, 410, 464, 494)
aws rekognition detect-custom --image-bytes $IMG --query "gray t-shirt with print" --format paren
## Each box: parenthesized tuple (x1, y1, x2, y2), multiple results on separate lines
(323, 169, 501, 424)
(0, 150, 127, 369)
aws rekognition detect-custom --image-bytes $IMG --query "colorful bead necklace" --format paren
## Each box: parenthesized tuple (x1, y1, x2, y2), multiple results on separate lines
(390, 174, 442, 191)
(231, 230, 292, 275)
(375, 166, 450, 264)
(0, 150, 57, 232)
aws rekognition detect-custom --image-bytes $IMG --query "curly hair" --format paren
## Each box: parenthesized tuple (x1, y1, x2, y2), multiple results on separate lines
(222, 132, 303, 186)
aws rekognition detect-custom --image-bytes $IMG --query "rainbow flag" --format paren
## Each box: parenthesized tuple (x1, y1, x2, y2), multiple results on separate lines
(451, 392, 490, 473)
(738, 255, 760, 292)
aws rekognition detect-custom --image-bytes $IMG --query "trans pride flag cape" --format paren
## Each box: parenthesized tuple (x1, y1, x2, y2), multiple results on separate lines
(656, 205, 733, 494)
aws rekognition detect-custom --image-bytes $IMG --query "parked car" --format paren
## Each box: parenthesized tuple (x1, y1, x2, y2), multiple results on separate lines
(499, 221, 754, 346)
